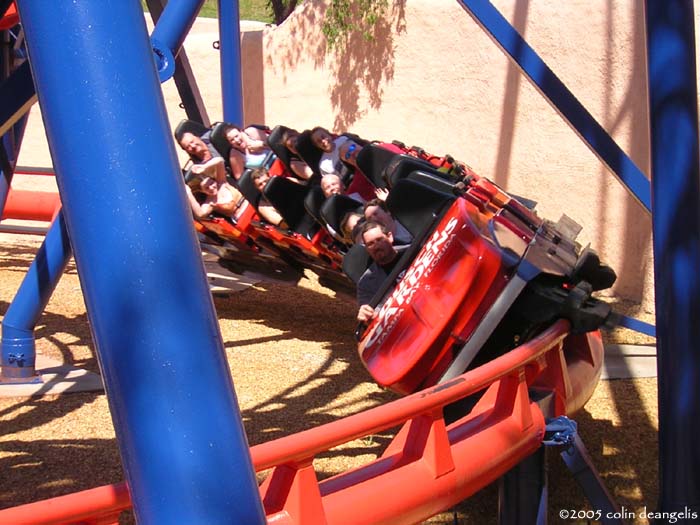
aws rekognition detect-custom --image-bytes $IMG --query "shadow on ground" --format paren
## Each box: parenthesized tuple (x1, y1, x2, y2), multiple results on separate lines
(0, 254, 658, 523)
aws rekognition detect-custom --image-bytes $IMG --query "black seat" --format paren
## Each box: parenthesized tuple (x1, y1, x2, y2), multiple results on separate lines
(384, 154, 444, 188)
(320, 194, 364, 237)
(263, 177, 319, 237)
(405, 170, 457, 195)
(209, 121, 232, 158)
(304, 185, 327, 226)
(342, 243, 371, 285)
(267, 125, 296, 173)
(354, 143, 401, 189)
(386, 178, 457, 238)
(342, 132, 371, 147)
(294, 129, 323, 180)
(237, 169, 262, 209)
(174, 119, 209, 143)
(362, 180, 456, 311)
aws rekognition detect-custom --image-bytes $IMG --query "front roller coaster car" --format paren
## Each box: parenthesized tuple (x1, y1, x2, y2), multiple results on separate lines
(357, 176, 615, 396)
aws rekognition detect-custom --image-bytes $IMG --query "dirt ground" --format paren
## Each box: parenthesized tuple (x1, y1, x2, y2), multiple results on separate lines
(0, 230, 660, 524)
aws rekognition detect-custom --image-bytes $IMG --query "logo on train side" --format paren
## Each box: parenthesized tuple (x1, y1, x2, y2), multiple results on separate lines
(364, 216, 459, 350)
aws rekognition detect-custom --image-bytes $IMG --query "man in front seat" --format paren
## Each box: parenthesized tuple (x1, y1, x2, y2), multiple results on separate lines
(356, 221, 409, 323)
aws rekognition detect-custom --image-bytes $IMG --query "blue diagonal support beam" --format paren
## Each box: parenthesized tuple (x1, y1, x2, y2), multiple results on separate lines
(150, 0, 205, 81)
(615, 315, 656, 338)
(146, 0, 210, 125)
(0, 60, 36, 137)
(457, 0, 651, 213)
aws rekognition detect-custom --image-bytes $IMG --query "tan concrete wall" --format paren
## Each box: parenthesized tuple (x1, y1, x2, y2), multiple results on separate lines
(16, 2, 679, 315)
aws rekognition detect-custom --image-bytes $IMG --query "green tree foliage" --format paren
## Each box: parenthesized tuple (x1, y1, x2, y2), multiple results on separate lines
(321, 0, 389, 50)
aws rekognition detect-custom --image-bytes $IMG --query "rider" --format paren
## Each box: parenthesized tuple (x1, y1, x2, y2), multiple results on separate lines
(356, 221, 410, 323)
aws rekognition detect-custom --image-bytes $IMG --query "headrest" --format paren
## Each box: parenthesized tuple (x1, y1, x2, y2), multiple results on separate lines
(341, 132, 371, 146)
(354, 143, 403, 188)
(342, 243, 371, 284)
(237, 169, 261, 208)
(263, 176, 315, 233)
(294, 130, 323, 178)
(386, 178, 456, 237)
(304, 185, 326, 224)
(405, 170, 457, 195)
(267, 125, 295, 170)
(209, 121, 233, 157)
(247, 123, 271, 133)
(320, 194, 364, 236)
(385, 154, 445, 188)
(174, 119, 209, 142)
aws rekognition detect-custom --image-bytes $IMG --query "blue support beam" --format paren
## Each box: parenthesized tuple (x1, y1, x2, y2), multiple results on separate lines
(456, 0, 651, 213)
(0, 212, 71, 382)
(150, 0, 205, 81)
(645, 0, 700, 516)
(217, 0, 244, 125)
(15, 0, 265, 522)
(146, 0, 210, 126)
(614, 315, 656, 338)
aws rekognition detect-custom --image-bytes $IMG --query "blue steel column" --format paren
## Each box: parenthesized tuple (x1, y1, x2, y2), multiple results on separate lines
(15, 1, 265, 523)
(0, 212, 70, 381)
(645, 0, 700, 516)
(217, 0, 244, 125)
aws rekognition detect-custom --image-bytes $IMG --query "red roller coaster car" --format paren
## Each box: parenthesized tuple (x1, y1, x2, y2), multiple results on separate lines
(357, 171, 614, 397)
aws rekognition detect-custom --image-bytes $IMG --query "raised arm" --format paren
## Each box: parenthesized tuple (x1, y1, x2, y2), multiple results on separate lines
(185, 185, 216, 219)
(191, 156, 226, 184)
(257, 200, 287, 227)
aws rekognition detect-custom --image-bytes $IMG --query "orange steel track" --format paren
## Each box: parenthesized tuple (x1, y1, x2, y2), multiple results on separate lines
(0, 319, 605, 525)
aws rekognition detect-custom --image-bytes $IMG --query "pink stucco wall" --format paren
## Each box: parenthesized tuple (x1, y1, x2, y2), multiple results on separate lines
(257, 0, 655, 312)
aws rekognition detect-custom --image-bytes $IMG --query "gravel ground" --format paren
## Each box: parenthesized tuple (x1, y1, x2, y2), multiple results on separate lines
(0, 232, 659, 524)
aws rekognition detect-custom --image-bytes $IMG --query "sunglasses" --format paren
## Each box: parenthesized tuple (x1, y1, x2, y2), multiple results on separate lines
(344, 143, 358, 160)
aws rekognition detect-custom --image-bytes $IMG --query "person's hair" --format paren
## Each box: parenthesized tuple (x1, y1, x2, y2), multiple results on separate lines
(340, 211, 361, 237)
(223, 123, 241, 135)
(250, 167, 269, 182)
(186, 174, 206, 193)
(310, 125, 330, 137)
(281, 129, 300, 150)
(178, 131, 207, 162)
(350, 218, 367, 244)
(310, 126, 332, 147)
(363, 198, 388, 213)
(361, 220, 390, 237)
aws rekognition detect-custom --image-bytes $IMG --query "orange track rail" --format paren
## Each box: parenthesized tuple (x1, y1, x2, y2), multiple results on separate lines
(0, 320, 603, 525)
